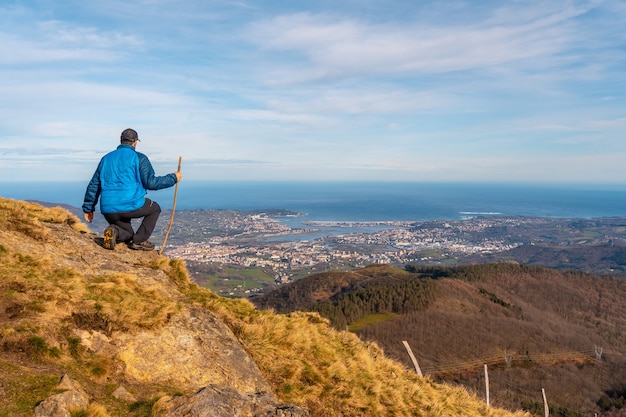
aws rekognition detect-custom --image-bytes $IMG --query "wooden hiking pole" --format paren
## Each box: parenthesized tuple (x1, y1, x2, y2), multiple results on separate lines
(159, 156, 182, 255)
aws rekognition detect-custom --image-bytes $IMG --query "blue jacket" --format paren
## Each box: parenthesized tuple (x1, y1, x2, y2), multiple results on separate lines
(82, 144, 177, 214)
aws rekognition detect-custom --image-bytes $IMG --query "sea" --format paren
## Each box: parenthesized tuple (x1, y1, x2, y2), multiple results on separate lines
(2, 181, 626, 240)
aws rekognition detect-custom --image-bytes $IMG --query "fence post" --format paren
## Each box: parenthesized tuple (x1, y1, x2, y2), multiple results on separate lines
(542, 388, 549, 417)
(402, 341, 423, 377)
(484, 364, 490, 406)
(594, 345, 604, 361)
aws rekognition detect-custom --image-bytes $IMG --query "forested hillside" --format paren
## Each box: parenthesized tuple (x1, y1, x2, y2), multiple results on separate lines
(252, 265, 436, 328)
(252, 264, 626, 416)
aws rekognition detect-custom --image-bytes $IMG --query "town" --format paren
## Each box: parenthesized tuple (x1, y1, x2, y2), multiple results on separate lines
(168, 216, 525, 274)
(158, 209, 626, 296)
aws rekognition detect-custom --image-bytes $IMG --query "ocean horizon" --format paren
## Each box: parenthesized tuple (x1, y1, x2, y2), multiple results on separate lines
(1, 181, 626, 224)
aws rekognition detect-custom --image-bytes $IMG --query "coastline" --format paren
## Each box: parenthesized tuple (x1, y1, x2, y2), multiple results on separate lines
(1, 180, 626, 223)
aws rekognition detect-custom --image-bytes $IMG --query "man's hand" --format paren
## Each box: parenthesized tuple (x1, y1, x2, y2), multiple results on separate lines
(175, 171, 182, 182)
(84, 212, 94, 223)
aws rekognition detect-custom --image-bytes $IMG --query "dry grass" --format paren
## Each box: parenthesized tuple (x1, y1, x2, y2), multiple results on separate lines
(84, 402, 113, 417)
(0, 249, 177, 356)
(0, 198, 89, 237)
(178, 282, 528, 417)
(85, 272, 181, 331)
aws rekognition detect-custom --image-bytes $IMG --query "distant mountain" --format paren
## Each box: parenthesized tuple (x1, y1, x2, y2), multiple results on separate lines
(464, 242, 626, 277)
(252, 264, 626, 416)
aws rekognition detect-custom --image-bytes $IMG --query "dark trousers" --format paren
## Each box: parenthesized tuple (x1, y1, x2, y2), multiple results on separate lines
(104, 198, 161, 244)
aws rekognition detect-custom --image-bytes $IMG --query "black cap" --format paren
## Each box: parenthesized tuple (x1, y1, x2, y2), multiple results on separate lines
(120, 128, 140, 143)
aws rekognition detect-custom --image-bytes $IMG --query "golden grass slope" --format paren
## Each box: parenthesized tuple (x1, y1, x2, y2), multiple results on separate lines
(0, 197, 528, 417)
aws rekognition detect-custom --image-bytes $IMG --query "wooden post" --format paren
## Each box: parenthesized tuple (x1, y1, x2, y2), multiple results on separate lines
(542, 388, 549, 417)
(484, 364, 490, 406)
(594, 345, 604, 361)
(158, 156, 182, 255)
(402, 341, 423, 377)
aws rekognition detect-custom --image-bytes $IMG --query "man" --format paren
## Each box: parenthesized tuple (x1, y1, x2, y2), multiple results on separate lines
(82, 128, 182, 251)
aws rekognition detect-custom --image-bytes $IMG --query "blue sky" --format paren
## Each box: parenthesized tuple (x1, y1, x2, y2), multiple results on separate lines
(2, 0, 626, 183)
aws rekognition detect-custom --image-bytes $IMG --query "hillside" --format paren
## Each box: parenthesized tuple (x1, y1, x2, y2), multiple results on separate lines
(252, 264, 626, 416)
(464, 242, 626, 278)
(0, 197, 528, 417)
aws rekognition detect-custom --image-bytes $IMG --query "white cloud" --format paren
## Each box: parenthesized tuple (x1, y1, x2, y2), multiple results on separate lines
(0, 0, 625, 183)
(244, 3, 592, 84)
(0, 10, 141, 65)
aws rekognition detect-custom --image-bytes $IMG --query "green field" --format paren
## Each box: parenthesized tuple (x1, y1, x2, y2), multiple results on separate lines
(348, 312, 397, 332)
(187, 262, 276, 296)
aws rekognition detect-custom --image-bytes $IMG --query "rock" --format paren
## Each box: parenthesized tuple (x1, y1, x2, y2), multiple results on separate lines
(34, 375, 90, 417)
(72, 329, 112, 353)
(152, 384, 309, 417)
(112, 385, 137, 402)
(115, 306, 271, 393)
(55, 374, 77, 391)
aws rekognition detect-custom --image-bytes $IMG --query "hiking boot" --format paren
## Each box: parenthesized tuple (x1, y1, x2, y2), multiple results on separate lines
(129, 240, 155, 251)
(103, 226, 117, 250)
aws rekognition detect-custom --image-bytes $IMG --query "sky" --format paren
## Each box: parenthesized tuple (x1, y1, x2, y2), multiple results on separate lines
(1, 0, 626, 184)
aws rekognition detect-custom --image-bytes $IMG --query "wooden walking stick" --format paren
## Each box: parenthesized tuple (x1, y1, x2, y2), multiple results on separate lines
(159, 156, 182, 255)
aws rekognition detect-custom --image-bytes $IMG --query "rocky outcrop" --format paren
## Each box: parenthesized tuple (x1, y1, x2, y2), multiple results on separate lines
(153, 385, 309, 417)
(16, 219, 303, 415)
(34, 377, 307, 417)
(71, 304, 270, 394)
(114, 305, 272, 393)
